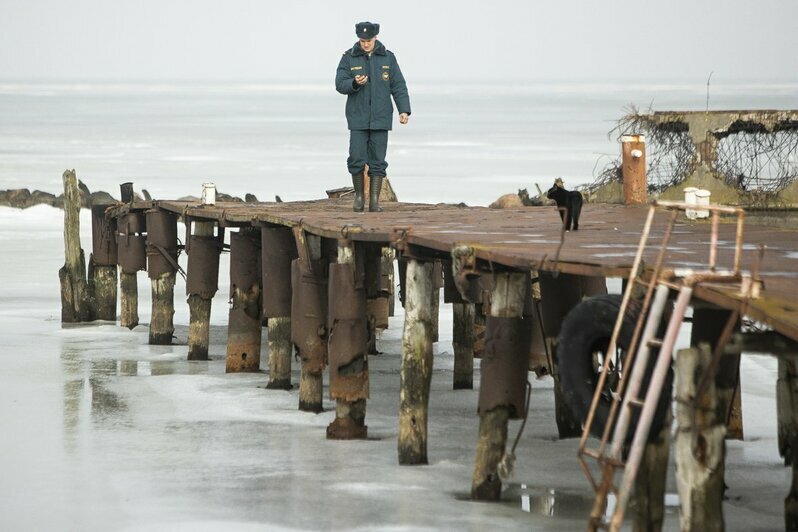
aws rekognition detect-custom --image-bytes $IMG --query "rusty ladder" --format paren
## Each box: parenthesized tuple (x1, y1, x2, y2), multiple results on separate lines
(577, 200, 748, 531)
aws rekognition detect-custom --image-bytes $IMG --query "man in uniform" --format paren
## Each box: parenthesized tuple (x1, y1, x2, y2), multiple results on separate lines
(335, 21, 411, 212)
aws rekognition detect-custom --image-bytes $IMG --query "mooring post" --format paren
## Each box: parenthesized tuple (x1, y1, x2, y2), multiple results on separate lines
(116, 212, 146, 330)
(538, 272, 607, 438)
(777, 357, 798, 530)
(621, 134, 647, 205)
(327, 239, 369, 439)
(291, 229, 328, 412)
(145, 209, 178, 345)
(472, 270, 530, 500)
(88, 203, 118, 321)
(59, 169, 92, 322)
(398, 258, 434, 464)
(262, 226, 297, 389)
(185, 220, 221, 360)
(691, 305, 744, 439)
(226, 227, 262, 372)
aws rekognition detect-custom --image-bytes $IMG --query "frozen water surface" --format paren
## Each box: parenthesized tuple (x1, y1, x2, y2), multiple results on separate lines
(0, 205, 789, 531)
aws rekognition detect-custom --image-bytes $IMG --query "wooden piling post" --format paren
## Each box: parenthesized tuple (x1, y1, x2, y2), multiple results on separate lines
(675, 344, 726, 532)
(452, 302, 476, 389)
(120, 272, 139, 329)
(472, 271, 528, 500)
(149, 276, 175, 343)
(59, 169, 92, 323)
(89, 204, 118, 321)
(186, 220, 220, 360)
(88, 261, 117, 320)
(398, 259, 434, 464)
(146, 209, 178, 345)
(267, 317, 292, 387)
(299, 368, 323, 412)
(621, 134, 647, 205)
(226, 228, 262, 372)
(691, 305, 744, 439)
(632, 411, 672, 532)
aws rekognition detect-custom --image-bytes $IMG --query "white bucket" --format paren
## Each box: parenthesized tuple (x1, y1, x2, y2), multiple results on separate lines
(202, 182, 216, 205)
(695, 189, 711, 219)
(683, 187, 698, 219)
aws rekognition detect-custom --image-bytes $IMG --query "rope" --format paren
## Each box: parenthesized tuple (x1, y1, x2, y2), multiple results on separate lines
(497, 380, 532, 481)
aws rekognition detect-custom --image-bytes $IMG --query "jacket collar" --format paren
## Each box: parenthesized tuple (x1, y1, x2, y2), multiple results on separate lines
(351, 40, 386, 57)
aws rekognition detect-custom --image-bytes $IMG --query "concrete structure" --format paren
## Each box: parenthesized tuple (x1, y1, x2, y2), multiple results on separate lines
(590, 110, 798, 207)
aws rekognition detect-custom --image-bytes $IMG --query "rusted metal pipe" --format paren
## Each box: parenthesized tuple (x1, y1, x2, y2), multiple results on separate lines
(262, 226, 297, 389)
(327, 239, 369, 439)
(226, 228, 262, 372)
(471, 271, 529, 501)
(146, 209, 178, 345)
(90, 204, 118, 321)
(186, 220, 221, 360)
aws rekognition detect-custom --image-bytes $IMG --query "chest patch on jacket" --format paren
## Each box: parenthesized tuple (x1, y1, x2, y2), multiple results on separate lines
(382, 71, 390, 81)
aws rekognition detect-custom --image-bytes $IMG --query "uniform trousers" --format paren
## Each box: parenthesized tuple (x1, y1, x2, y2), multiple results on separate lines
(347, 129, 389, 177)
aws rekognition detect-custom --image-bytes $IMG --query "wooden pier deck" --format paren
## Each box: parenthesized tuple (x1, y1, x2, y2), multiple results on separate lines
(139, 198, 798, 342)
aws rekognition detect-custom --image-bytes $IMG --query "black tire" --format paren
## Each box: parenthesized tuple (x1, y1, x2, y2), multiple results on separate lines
(557, 294, 672, 441)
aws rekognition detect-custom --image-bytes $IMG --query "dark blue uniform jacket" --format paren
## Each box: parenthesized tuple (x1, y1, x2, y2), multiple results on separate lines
(335, 40, 411, 131)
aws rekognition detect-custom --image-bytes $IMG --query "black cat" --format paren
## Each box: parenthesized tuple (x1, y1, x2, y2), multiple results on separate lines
(546, 178, 583, 231)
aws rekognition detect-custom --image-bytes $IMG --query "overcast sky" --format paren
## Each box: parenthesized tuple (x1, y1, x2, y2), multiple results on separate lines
(1, 0, 796, 83)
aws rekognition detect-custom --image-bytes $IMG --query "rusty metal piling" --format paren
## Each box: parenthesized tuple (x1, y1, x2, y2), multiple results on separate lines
(262, 226, 297, 389)
(89, 203, 118, 321)
(326, 240, 369, 439)
(146, 209, 178, 345)
(291, 229, 328, 412)
(116, 210, 146, 330)
(471, 271, 530, 500)
(226, 228, 262, 372)
(186, 220, 221, 360)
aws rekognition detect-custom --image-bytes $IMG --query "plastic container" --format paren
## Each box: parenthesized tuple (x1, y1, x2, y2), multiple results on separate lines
(695, 189, 711, 219)
(683, 187, 698, 219)
(202, 183, 216, 205)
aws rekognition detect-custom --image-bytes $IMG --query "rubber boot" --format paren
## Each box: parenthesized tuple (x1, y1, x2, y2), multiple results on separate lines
(351, 172, 365, 212)
(369, 175, 383, 212)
